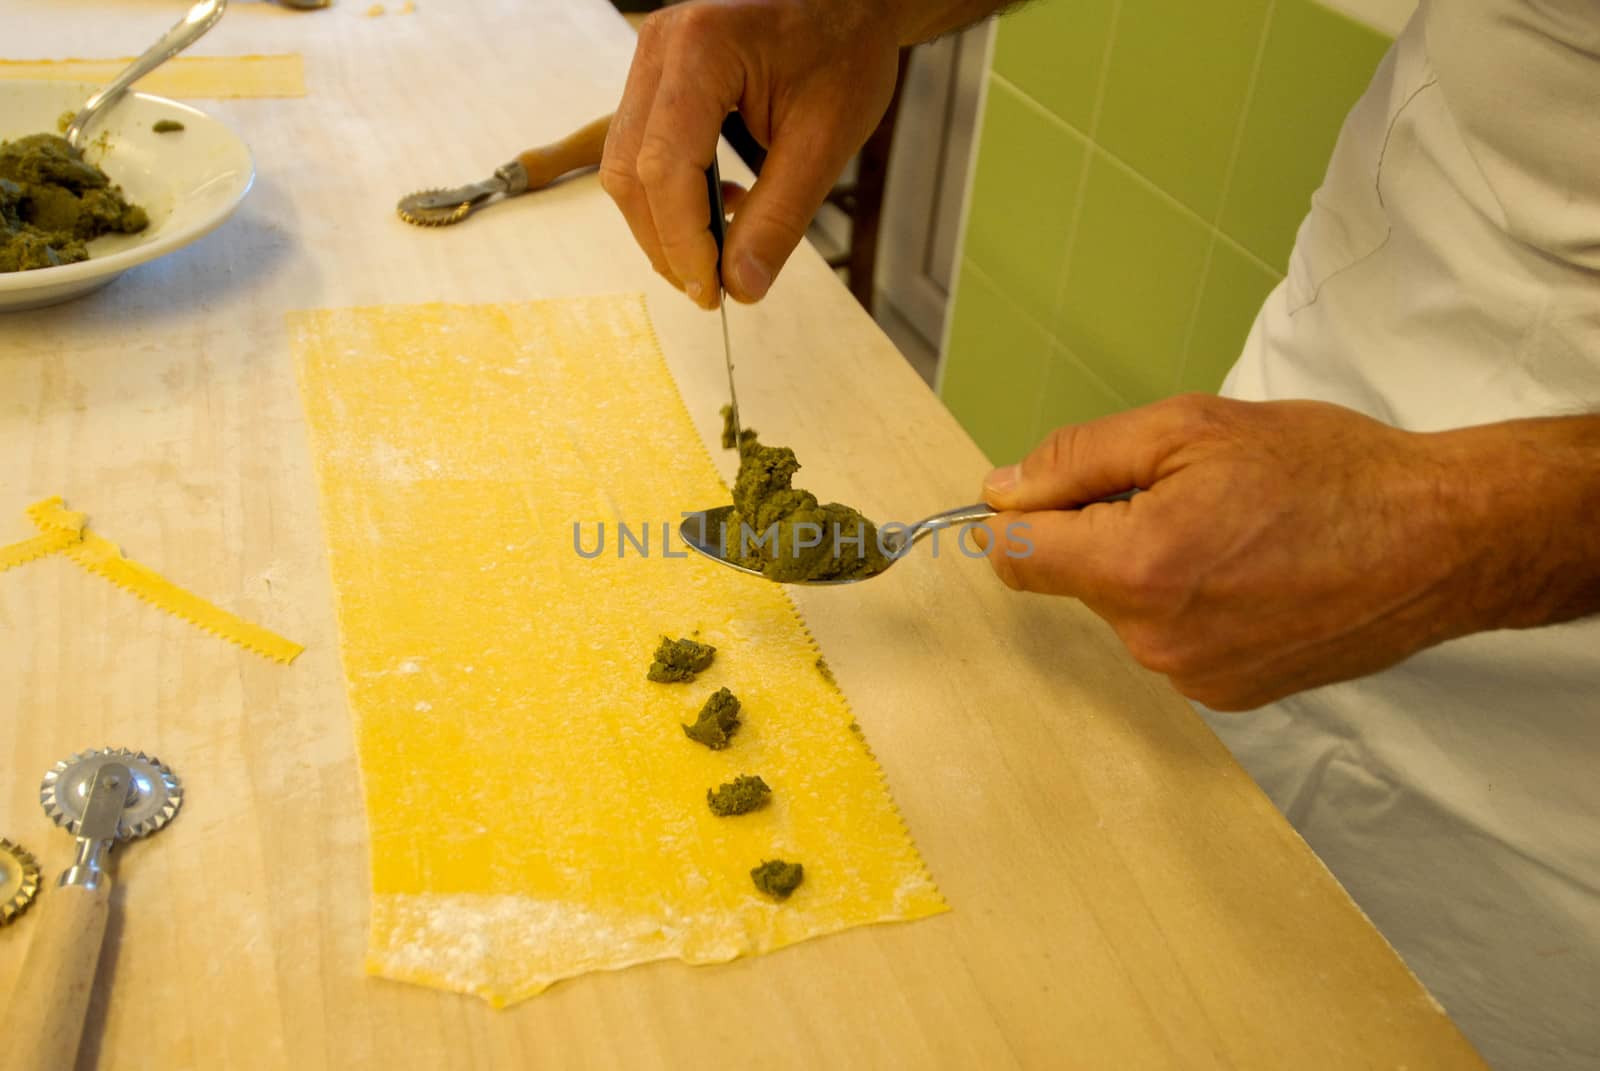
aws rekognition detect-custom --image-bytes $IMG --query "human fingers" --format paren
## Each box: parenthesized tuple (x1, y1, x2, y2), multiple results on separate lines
(981, 501, 1248, 696)
(981, 394, 1229, 512)
(720, 38, 897, 303)
(717, 114, 853, 301)
(600, 18, 681, 288)
(979, 504, 1142, 605)
(635, 25, 743, 309)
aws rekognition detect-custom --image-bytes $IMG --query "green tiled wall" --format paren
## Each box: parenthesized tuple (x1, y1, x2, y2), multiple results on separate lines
(940, 0, 1392, 464)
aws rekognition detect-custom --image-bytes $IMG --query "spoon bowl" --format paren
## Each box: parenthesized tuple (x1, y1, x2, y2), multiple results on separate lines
(678, 493, 1135, 585)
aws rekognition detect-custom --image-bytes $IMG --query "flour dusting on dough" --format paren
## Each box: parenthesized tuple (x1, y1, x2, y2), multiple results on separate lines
(371, 879, 942, 1007)
(290, 297, 946, 1008)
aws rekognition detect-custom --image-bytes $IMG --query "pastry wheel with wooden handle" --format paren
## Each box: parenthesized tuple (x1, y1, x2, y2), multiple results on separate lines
(397, 113, 613, 225)
(2, 748, 182, 1070)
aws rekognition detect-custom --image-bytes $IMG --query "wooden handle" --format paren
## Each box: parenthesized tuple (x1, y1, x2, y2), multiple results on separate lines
(515, 113, 613, 191)
(3, 879, 113, 1071)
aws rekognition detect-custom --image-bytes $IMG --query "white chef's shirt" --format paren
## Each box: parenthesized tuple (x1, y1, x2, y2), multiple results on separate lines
(1207, 2, 1600, 1067)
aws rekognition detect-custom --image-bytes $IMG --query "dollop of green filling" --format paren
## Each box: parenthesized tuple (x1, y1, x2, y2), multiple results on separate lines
(682, 686, 741, 750)
(152, 119, 186, 134)
(707, 774, 771, 816)
(725, 436, 890, 582)
(0, 134, 148, 273)
(719, 403, 758, 453)
(647, 635, 716, 682)
(750, 859, 804, 899)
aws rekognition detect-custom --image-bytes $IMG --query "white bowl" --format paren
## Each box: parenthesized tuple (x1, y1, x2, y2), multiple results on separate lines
(0, 80, 254, 311)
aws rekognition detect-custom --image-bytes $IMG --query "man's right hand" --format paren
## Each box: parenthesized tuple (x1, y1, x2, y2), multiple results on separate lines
(600, 0, 902, 308)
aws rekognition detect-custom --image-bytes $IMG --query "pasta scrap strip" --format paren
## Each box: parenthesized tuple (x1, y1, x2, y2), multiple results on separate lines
(0, 497, 302, 664)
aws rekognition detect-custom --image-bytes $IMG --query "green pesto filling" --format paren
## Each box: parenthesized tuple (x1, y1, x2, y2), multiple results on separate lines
(750, 859, 804, 899)
(647, 635, 716, 682)
(706, 774, 771, 816)
(719, 403, 758, 452)
(681, 686, 741, 750)
(0, 134, 149, 273)
(725, 436, 890, 582)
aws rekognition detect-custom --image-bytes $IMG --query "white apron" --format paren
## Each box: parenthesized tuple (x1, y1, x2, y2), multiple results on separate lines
(1209, 2, 1600, 1067)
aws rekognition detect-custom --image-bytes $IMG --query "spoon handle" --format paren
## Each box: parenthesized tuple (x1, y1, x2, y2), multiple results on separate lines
(905, 503, 998, 545)
(903, 489, 1138, 550)
(65, 0, 227, 150)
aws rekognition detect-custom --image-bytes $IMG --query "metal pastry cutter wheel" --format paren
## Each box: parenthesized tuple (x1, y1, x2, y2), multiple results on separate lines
(0, 837, 41, 926)
(396, 113, 612, 226)
(1, 748, 182, 1069)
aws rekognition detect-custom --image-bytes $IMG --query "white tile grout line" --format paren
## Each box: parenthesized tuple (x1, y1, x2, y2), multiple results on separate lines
(1212, 219, 1287, 278)
(957, 254, 1055, 351)
(934, 18, 998, 398)
(1043, 0, 1123, 320)
(1034, 0, 1124, 433)
(993, 71, 1287, 281)
(1172, 0, 1282, 393)
(1211, 0, 1283, 232)
(949, 6, 1292, 419)
(1171, 248, 1223, 395)
(959, 254, 1133, 413)
(1316, 0, 1414, 37)
(975, 77, 1087, 435)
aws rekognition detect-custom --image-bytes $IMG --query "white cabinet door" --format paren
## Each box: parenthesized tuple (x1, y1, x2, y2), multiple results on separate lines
(877, 22, 992, 366)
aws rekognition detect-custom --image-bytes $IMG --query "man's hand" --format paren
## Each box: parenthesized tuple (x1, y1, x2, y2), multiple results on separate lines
(601, 0, 901, 308)
(978, 394, 1600, 711)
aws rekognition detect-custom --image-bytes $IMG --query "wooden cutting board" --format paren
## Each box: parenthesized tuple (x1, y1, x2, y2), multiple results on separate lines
(0, 0, 1483, 1066)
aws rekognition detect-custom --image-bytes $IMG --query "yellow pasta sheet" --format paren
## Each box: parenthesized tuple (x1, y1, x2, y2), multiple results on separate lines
(0, 55, 305, 98)
(290, 296, 945, 1006)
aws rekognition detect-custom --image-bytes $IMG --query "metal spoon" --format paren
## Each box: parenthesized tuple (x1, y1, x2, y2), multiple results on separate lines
(64, 0, 228, 152)
(678, 492, 1136, 586)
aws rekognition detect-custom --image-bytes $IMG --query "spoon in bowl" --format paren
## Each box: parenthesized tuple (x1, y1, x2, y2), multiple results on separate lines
(679, 491, 1136, 586)
(64, 0, 228, 153)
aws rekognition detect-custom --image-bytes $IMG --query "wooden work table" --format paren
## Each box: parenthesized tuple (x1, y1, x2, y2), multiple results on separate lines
(0, 1, 1483, 1067)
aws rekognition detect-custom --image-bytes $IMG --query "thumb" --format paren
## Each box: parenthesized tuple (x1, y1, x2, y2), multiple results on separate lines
(722, 116, 861, 302)
(983, 399, 1199, 512)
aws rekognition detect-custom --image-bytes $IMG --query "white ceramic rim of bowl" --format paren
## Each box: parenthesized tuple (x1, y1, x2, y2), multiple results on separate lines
(0, 83, 254, 294)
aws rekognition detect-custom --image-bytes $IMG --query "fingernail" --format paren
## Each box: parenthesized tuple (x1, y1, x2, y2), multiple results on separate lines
(686, 280, 704, 303)
(984, 464, 1019, 495)
(734, 252, 771, 300)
